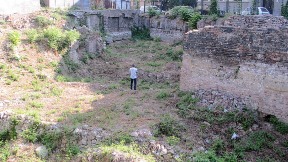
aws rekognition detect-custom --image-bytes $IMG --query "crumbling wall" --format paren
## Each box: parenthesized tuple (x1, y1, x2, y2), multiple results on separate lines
(68, 10, 188, 43)
(181, 16, 288, 122)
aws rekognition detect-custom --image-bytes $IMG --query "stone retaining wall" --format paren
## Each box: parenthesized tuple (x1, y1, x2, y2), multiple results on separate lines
(181, 16, 288, 122)
(68, 10, 188, 43)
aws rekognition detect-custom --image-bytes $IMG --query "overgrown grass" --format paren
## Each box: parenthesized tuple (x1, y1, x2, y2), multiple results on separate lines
(153, 114, 185, 137)
(35, 16, 53, 27)
(267, 115, 288, 134)
(131, 26, 151, 40)
(8, 31, 21, 49)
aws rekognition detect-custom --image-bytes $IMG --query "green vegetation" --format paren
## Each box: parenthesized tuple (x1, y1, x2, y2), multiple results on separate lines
(35, 16, 53, 27)
(153, 114, 185, 137)
(99, 141, 155, 162)
(188, 13, 202, 29)
(176, 91, 199, 118)
(131, 26, 151, 40)
(25, 29, 39, 43)
(43, 27, 80, 51)
(268, 115, 288, 134)
(166, 136, 180, 146)
(209, 0, 218, 15)
(8, 31, 21, 49)
(148, 7, 160, 17)
(156, 91, 169, 100)
(281, 0, 288, 19)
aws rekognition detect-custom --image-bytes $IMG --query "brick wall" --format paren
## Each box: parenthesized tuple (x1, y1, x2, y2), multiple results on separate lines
(181, 16, 288, 122)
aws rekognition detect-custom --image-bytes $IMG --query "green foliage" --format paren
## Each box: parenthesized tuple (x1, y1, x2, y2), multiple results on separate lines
(21, 121, 40, 143)
(281, 0, 288, 18)
(176, 91, 199, 118)
(8, 31, 21, 48)
(29, 101, 44, 109)
(43, 27, 63, 50)
(104, 132, 134, 145)
(66, 144, 81, 157)
(234, 131, 275, 152)
(38, 131, 62, 151)
(131, 26, 151, 40)
(50, 86, 63, 97)
(209, 0, 218, 15)
(43, 27, 80, 51)
(251, 0, 258, 15)
(25, 29, 39, 43)
(268, 116, 288, 134)
(167, 136, 180, 146)
(193, 150, 238, 162)
(211, 139, 224, 153)
(35, 16, 53, 27)
(0, 118, 19, 142)
(100, 141, 155, 162)
(148, 7, 159, 17)
(156, 91, 169, 100)
(164, 48, 183, 61)
(170, 6, 194, 21)
(154, 114, 185, 137)
(0, 142, 11, 162)
(188, 13, 202, 29)
(63, 53, 79, 72)
(7, 69, 19, 81)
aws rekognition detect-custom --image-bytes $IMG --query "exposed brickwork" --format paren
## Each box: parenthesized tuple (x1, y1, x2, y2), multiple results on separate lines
(182, 16, 288, 122)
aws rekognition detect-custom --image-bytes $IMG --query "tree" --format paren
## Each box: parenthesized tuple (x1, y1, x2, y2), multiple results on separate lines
(281, 0, 288, 19)
(209, 0, 218, 15)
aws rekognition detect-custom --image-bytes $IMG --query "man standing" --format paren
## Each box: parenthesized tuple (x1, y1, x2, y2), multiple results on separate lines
(129, 64, 138, 90)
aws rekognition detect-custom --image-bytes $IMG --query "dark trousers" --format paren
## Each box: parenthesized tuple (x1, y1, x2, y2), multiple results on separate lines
(130, 78, 137, 90)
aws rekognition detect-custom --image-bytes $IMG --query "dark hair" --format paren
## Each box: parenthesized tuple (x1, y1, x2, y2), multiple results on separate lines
(132, 64, 135, 67)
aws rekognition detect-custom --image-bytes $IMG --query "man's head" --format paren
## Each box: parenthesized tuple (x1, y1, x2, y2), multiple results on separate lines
(132, 64, 135, 67)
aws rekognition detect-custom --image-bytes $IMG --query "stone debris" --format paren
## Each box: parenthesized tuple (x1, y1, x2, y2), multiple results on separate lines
(35, 146, 48, 159)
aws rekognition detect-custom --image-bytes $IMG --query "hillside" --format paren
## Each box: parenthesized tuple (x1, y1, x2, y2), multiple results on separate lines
(0, 9, 288, 162)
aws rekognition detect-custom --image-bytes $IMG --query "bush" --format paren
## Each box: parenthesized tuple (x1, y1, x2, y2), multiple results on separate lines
(188, 13, 202, 29)
(131, 26, 151, 40)
(25, 29, 39, 43)
(35, 16, 53, 27)
(170, 6, 194, 21)
(43, 27, 63, 50)
(8, 31, 21, 48)
(176, 91, 199, 118)
(156, 91, 169, 100)
(167, 136, 180, 146)
(148, 7, 158, 17)
(43, 27, 80, 51)
(209, 0, 218, 15)
(154, 114, 185, 137)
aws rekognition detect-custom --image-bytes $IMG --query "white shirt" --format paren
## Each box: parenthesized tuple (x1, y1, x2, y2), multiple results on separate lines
(129, 67, 138, 79)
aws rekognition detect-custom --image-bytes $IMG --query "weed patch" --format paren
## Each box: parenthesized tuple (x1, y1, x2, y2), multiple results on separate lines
(153, 114, 185, 137)
(131, 26, 151, 40)
(267, 115, 288, 134)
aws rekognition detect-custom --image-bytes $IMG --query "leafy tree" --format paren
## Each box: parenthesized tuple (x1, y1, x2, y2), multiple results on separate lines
(209, 0, 218, 15)
(251, 0, 258, 15)
(281, 0, 288, 19)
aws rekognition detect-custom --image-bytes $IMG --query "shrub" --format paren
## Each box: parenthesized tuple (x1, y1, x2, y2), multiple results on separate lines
(66, 144, 81, 157)
(43, 27, 63, 50)
(131, 26, 151, 40)
(8, 31, 21, 48)
(35, 16, 53, 27)
(167, 136, 180, 146)
(234, 131, 275, 152)
(38, 131, 62, 151)
(43, 27, 80, 51)
(170, 6, 194, 21)
(188, 13, 202, 29)
(25, 29, 39, 43)
(209, 0, 218, 15)
(21, 121, 40, 143)
(148, 7, 158, 17)
(154, 114, 185, 137)
(176, 91, 199, 118)
(156, 91, 169, 100)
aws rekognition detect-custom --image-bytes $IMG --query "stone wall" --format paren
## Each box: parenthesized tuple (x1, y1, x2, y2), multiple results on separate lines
(68, 10, 188, 43)
(0, 0, 40, 15)
(181, 16, 288, 122)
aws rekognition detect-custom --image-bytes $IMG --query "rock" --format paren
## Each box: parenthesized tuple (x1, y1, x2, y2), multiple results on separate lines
(35, 146, 48, 159)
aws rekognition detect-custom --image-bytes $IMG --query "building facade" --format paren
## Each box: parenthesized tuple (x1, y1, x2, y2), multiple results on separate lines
(0, 0, 40, 15)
